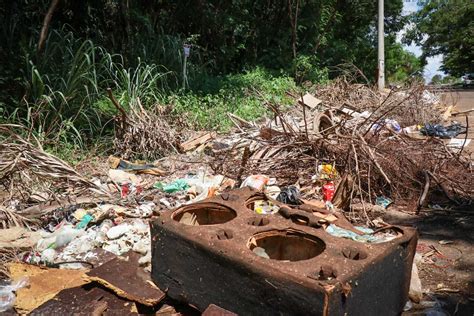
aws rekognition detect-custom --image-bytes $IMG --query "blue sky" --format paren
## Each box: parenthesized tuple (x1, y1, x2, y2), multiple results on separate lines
(400, 0, 444, 81)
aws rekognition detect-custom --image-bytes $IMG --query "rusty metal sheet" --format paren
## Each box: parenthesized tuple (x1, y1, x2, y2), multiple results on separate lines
(8, 263, 89, 314)
(86, 251, 165, 306)
(31, 284, 139, 315)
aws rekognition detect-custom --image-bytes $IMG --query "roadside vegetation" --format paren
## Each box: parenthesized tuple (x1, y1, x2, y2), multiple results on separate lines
(3, 0, 464, 161)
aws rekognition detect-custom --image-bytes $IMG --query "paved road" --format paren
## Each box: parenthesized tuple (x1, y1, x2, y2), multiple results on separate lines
(441, 89, 474, 157)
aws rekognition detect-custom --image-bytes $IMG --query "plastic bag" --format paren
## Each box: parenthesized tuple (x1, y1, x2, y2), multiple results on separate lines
(371, 119, 401, 134)
(375, 196, 393, 209)
(162, 179, 190, 193)
(409, 258, 423, 303)
(37, 225, 84, 250)
(317, 164, 338, 180)
(420, 123, 466, 139)
(185, 174, 227, 203)
(240, 175, 269, 191)
(276, 186, 301, 205)
(253, 200, 280, 215)
(0, 278, 29, 312)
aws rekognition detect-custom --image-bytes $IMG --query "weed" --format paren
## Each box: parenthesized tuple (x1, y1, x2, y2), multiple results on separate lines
(168, 68, 297, 131)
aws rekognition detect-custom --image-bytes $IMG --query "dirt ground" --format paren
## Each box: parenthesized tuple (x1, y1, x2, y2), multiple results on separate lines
(386, 206, 473, 315)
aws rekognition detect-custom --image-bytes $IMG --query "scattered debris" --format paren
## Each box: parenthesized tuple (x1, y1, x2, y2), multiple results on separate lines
(108, 155, 167, 176)
(211, 81, 472, 216)
(0, 277, 28, 312)
(0, 81, 471, 314)
(420, 122, 466, 138)
(0, 227, 42, 249)
(298, 92, 323, 110)
(276, 186, 302, 205)
(375, 196, 393, 209)
(409, 254, 423, 303)
(240, 175, 269, 191)
(0, 125, 108, 214)
(7, 262, 88, 313)
(202, 304, 238, 316)
(109, 89, 184, 160)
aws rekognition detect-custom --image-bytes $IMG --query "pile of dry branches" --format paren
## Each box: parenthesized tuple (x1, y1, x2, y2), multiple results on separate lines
(108, 89, 185, 160)
(313, 77, 444, 127)
(211, 81, 473, 211)
(0, 125, 106, 225)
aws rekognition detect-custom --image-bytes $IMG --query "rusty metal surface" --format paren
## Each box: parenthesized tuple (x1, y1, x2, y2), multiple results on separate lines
(151, 187, 418, 315)
(80, 248, 117, 268)
(202, 304, 237, 316)
(31, 284, 140, 315)
(86, 251, 165, 306)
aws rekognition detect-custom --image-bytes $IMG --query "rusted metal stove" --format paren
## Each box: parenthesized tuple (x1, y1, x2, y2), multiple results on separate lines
(151, 188, 417, 315)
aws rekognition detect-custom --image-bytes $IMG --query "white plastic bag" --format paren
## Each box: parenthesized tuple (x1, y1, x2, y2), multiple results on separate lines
(0, 277, 29, 312)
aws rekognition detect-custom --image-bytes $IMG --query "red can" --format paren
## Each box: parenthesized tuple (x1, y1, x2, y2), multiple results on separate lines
(322, 181, 335, 202)
(121, 184, 130, 198)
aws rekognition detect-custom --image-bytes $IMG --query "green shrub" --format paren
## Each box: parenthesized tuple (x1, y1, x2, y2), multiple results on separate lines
(292, 55, 329, 84)
(167, 68, 297, 131)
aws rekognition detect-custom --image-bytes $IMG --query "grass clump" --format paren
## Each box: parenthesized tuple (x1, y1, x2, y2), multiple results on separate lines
(168, 68, 297, 131)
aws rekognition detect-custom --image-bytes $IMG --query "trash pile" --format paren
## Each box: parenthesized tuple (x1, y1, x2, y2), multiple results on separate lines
(0, 128, 243, 312)
(207, 81, 472, 218)
(0, 79, 472, 314)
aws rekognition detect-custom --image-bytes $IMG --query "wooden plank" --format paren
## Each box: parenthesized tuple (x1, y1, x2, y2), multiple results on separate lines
(180, 132, 216, 152)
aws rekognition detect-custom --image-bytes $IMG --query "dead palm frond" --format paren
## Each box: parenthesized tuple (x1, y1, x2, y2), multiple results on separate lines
(0, 125, 109, 210)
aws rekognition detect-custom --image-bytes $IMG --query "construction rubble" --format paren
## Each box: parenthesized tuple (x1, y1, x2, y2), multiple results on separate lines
(0, 80, 472, 315)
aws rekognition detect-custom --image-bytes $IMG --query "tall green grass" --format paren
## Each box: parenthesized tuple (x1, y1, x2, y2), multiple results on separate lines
(17, 30, 174, 147)
(4, 29, 301, 160)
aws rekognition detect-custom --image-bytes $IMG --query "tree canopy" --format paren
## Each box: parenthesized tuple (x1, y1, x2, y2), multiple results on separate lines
(404, 0, 474, 76)
(0, 0, 416, 82)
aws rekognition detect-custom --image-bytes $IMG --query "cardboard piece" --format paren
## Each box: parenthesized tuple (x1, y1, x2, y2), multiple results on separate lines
(8, 263, 89, 314)
(0, 227, 42, 249)
(298, 93, 322, 109)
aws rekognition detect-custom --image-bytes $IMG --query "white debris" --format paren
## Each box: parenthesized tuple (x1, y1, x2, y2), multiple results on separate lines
(106, 224, 130, 239)
(409, 254, 423, 303)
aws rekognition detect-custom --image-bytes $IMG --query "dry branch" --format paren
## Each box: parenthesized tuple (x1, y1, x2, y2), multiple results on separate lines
(211, 79, 473, 209)
(0, 125, 108, 214)
(111, 93, 185, 160)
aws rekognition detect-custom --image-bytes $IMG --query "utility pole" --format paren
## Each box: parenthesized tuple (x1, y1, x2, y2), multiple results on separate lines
(377, 0, 385, 91)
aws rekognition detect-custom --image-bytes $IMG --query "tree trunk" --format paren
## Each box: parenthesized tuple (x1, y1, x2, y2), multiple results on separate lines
(38, 0, 60, 53)
(287, 0, 300, 59)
